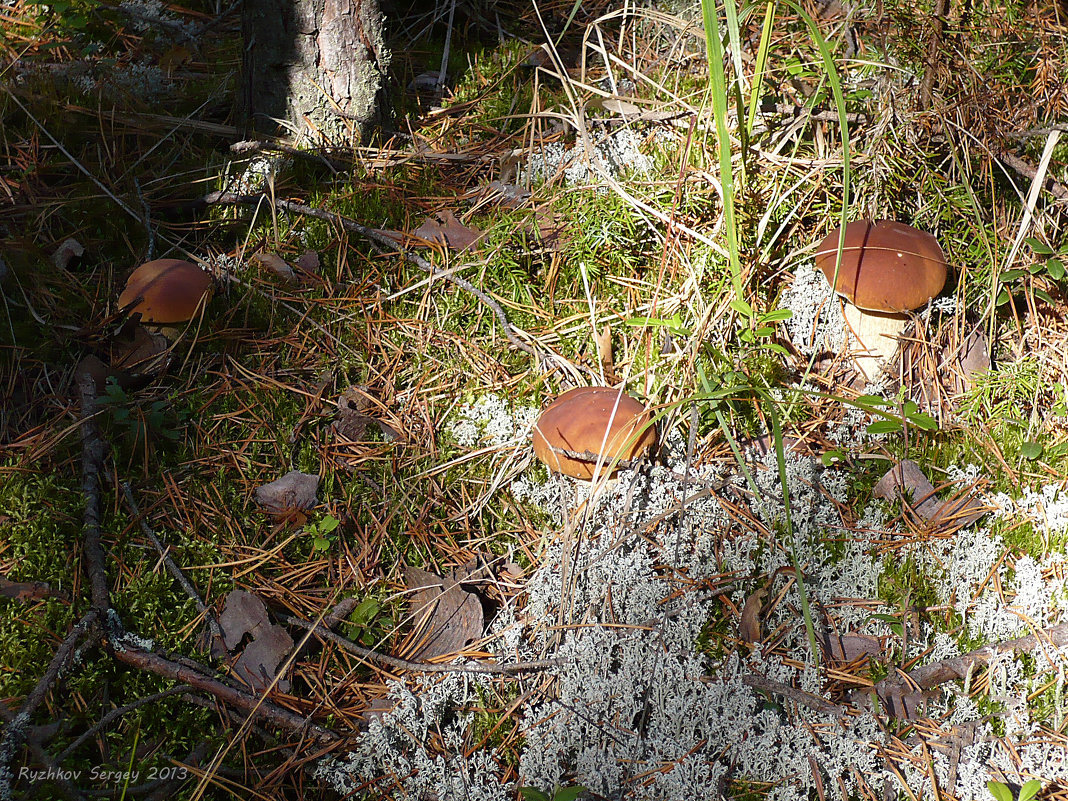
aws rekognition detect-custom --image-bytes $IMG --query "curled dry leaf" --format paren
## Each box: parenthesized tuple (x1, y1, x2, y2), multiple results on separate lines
(255, 470, 320, 516)
(218, 589, 270, 651)
(232, 625, 293, 692)
(823, 632, 883, 663)
(52, 237, 84, 270)
(359, 697, 396, 732)
(402, 564, 484, 661)
(484, 180, 532, 208)
(252, 251, 297, 284)
(332, 386, 404, 445)
(218, 589, 293, 691)
(295, 251, 320, 277)
(940, 328, 990, 394)
(410, 210, 482, 251)
(409, 70, 444, 92)
(0, 577, 62, 602)
(109, 320, 171, 378)
(739, 586, 769, 644)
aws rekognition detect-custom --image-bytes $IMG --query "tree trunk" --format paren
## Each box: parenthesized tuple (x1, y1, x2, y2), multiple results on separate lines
(240, 0, 389, 145)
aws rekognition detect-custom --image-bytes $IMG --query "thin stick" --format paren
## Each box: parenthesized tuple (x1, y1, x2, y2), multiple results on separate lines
(280, 614, 561, 676)
(742, 673, 847, 718)
(866, 622, 1068, 698)
(55, 686, 192, 764)
(110, 644, 339, 743)
(0, 611, 102, 800)
(118, 482, 225, 651)
(0, 706, 86, 801)
(77, 374, 112, 612)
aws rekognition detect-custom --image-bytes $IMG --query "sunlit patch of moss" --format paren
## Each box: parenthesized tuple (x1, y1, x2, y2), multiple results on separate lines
(449, 40, 534, 134)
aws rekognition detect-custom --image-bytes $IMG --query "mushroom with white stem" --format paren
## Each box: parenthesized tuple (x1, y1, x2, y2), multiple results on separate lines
(531, 386, 658, 480)
(814, 220, 947, 380)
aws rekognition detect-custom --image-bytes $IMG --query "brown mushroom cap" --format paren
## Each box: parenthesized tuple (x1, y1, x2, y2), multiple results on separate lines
(118, 259, 212, 324)
(532, 387, 657, 480)
(815, 220, 947, 313)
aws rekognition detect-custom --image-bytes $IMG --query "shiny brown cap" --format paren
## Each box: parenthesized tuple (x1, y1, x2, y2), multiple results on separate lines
(532, 387, 657, 480)
(118, 259, 212, 324)
(815, 220, 947, 313)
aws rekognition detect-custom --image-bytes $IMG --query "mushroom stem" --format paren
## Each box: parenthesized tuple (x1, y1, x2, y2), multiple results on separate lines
(842, 301, 908, 380)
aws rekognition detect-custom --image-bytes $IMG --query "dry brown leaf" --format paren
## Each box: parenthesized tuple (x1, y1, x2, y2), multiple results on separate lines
(533, 209, 569, 253)
(254, 470, 319, 516)
(218, 590, 293, 691)
(484, 180, 531, 208)
(874, 460, 943, 519)
(218, 589, 270, 651)
(52, 237, 84, 270)
(0, 577, 60, 602)
(252, 251, 297, 284)
(360, 697, 396, 731)
(332, 386, 403, 444)
(402, 564, 484, 661)
(231, 625, 293, 692)
(410, 210, 482, 252)
(295, 251, 320, 276)
(874, 460, 988, 529)
(879, 681, 936, 720)
(77, 354, 131, 395)
(824, 632, 883, 663)
(739, 586, 769, 644)
(158, 45, 192, 72)
(109, 321, 170, 378)
(941, 329, 991, 394)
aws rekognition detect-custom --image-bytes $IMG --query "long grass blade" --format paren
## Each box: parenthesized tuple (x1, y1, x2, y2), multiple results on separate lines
(699, 0, 743, 301)
(745, 0, 777, 137)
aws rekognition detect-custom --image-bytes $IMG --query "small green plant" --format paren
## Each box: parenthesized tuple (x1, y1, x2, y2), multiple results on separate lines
(997, 237, 1067, 307)
(732, 300, 793, 356)
(307, 514, 340, 551)
(856, 395, 939, 436)
(519, 784, 587, 801)
(987, 778, 1041, 801)
(343, 594, 397, 647)
(98, 379, 183, 446)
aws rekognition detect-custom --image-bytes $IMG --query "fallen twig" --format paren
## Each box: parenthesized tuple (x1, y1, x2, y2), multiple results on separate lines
(280, 614, 561, 676)
(0, 372, 114, 800)
(0, 706, 85, 801)
(742, 673, 847, 718)
(856, 622, 1068, 716)
(229, 139, 348, 174)
(118, 482, 225, 653)
(110, 643, 339, 743)
(997, 150, 1068, 200)
(0, 612, 101, 801)
(77, 374, 111, 612)
(55, 686, 192, 764)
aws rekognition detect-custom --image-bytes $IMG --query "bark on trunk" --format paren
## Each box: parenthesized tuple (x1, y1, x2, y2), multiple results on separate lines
(240, 0, 389, 145)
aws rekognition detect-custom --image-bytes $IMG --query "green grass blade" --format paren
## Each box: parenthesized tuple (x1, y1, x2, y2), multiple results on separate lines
(745, 0, 777, 137)
(699, 0, 743, 302)
(763, 393, 820, 662)
(780, 0, 851, 290)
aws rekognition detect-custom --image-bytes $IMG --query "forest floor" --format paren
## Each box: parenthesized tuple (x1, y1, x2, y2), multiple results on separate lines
(2, 0, 1068, 799)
